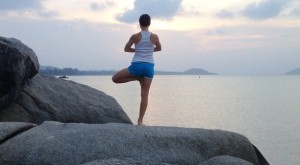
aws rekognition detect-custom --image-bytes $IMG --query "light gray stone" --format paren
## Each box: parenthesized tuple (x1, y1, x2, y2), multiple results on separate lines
(0, 74, 132, 124)
(0, 121, 262, 165)
(199, 155, 254, 165)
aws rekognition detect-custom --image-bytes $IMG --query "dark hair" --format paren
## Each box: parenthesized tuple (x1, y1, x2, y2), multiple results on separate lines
(139, 14, 151, 27)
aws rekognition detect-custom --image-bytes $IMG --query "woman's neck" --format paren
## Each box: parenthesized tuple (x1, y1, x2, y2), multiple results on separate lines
(140, 26, 149, 31)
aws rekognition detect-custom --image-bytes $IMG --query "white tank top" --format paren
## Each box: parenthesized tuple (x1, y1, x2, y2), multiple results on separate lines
(132, 31, 154, 64)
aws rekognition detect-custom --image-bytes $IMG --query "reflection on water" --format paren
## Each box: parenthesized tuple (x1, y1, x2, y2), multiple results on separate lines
(70, 75, 300, 165)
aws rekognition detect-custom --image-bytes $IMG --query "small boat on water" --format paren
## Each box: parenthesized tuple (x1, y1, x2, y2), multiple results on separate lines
(58, 76, 68, 79)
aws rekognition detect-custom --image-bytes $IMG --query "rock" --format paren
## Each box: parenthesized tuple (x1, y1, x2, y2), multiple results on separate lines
(0, 74, 132, 124)
(199, 155, 254, 165)
(82, 158, 172, 165)
(0, 122, 36, 143)
(0, 36, 131, 124)
(0, 121, 266, 165)
(0, 36, 39, 109)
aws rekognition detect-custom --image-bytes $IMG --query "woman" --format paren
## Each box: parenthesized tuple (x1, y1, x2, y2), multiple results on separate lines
(112, 14, 162, 125)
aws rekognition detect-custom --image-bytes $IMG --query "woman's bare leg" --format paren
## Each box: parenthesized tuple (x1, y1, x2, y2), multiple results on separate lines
(112, 68, 141, 83)
(112, 69, 152, 125)
(138, 77, 152, 125)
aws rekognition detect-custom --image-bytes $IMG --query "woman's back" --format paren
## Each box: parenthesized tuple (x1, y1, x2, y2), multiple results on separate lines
(132, 31, 154, 64)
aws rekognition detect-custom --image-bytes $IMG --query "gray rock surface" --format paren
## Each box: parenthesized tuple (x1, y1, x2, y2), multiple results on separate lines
(82, 158, 172, 165)
(0, 36, 269, 165)
(0, 121, 261, 165)
(0, 74, 132, 124)
(0, 36, 131, 124)
(0, 122, 37, 143)
(199, 155, 254, 165)
(0, 36, 39, 109)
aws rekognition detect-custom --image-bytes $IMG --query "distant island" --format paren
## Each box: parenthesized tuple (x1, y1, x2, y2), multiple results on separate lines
(285, 68, 300, 75)
(155, 68, 217, 75)
(40, 66, 218, 76)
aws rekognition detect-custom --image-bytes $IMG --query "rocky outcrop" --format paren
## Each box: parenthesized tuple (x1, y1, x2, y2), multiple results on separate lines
(0, 122, 37, 143)
(0, 74, 132, 124)
(0, 36, 132, 124)
(0, 121, 268, 165)
(83, 156, 255, 165)
(0, 37, 39, 109)
(199, 155, 254, 165)
(82, 158, 172, 165)
(0, 36, 269, 165)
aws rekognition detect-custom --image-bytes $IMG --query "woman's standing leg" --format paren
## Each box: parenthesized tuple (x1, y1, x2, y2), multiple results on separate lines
(113, 68, 152, 125)
(138, 77, 152, 125)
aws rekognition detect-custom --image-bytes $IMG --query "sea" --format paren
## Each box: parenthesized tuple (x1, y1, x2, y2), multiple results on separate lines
(68, 75, 300, 165)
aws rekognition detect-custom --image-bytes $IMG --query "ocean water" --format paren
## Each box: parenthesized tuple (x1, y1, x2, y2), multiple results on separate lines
(69, 75, 300, 165)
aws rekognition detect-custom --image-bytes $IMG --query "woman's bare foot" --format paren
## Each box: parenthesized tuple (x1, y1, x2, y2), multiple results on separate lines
(138, 119, 143, 125)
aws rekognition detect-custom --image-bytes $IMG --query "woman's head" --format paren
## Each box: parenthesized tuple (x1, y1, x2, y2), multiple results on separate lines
(139, 14, 151, 27)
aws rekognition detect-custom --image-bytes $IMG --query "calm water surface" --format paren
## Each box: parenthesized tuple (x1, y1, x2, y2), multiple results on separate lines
(69, 75, 300, 165)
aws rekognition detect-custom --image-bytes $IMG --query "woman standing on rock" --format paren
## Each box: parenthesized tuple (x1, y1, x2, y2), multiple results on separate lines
(112, 14, 162, 125)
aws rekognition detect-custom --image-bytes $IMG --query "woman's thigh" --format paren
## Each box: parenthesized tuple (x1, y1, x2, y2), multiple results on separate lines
(112, 68, 137, 83)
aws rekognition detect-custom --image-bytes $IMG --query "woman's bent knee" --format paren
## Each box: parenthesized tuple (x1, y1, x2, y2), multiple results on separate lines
(112, 75, 119, 83)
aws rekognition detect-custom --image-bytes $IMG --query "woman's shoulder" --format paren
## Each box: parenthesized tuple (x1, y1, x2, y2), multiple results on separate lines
(129, 33, 142, 43)
(151, 32, 158, 37)
(131, 32, 142, 38)
(150, 32, 159, 41)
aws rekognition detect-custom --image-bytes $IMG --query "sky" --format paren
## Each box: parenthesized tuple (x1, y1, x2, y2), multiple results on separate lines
(1, 0, 300, 74)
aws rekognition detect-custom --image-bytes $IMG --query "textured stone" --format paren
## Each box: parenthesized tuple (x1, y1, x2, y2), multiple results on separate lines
(0, 121, 263, 165)
(82, 158, 172, 165)
(199, 155, 254, 165)
(0, 74, 132, 124)
(0, 36, 39, 109)
(0, 122, 36, 143)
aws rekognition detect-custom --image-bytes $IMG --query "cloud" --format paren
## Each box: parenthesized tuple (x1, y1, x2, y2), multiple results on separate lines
(0, 0, 59, 18)
(117, 0, 182, 23)
(0, 0, 42, 11)
(216, 10, 235, 19)
(35, 10, 59, 18)
(291, 8, 300, 16)
(0, 17, 133, 70)
(286, 1, 300, 17)
(241, 0, 292, 20)
(90, 1, 115, 11)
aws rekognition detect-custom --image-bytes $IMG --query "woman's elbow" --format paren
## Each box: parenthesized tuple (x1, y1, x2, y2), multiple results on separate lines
(155, 47, 162, 52)
(124, 47, 130, 52)
(124, 47, 134, 52)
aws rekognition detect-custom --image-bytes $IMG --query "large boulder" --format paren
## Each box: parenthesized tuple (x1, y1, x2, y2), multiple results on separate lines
(0, 74, 132, 124)
(0, 37, 39, 109)
(0, 121, 267, 165)
(199, 155, 254, 165)
(0, 122, 37, 143)
(0, 36, 131, 124)
(82, 158, 172, 165)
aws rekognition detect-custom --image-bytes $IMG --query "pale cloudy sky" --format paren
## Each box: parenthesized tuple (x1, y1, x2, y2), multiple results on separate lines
(1, 0, 300, 74)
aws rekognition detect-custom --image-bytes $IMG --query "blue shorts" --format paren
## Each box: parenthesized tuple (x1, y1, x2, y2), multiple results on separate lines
(128, 62, 155, 79)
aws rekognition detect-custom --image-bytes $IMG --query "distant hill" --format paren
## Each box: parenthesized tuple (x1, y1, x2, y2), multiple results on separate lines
(39, 66, 115, 76)
(39, 66, 217, 76)
(285, 68, 300, 75)
(156, 68, 217, 75)
(39, 66, 59, 70)
(183, 68, 217, 75)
